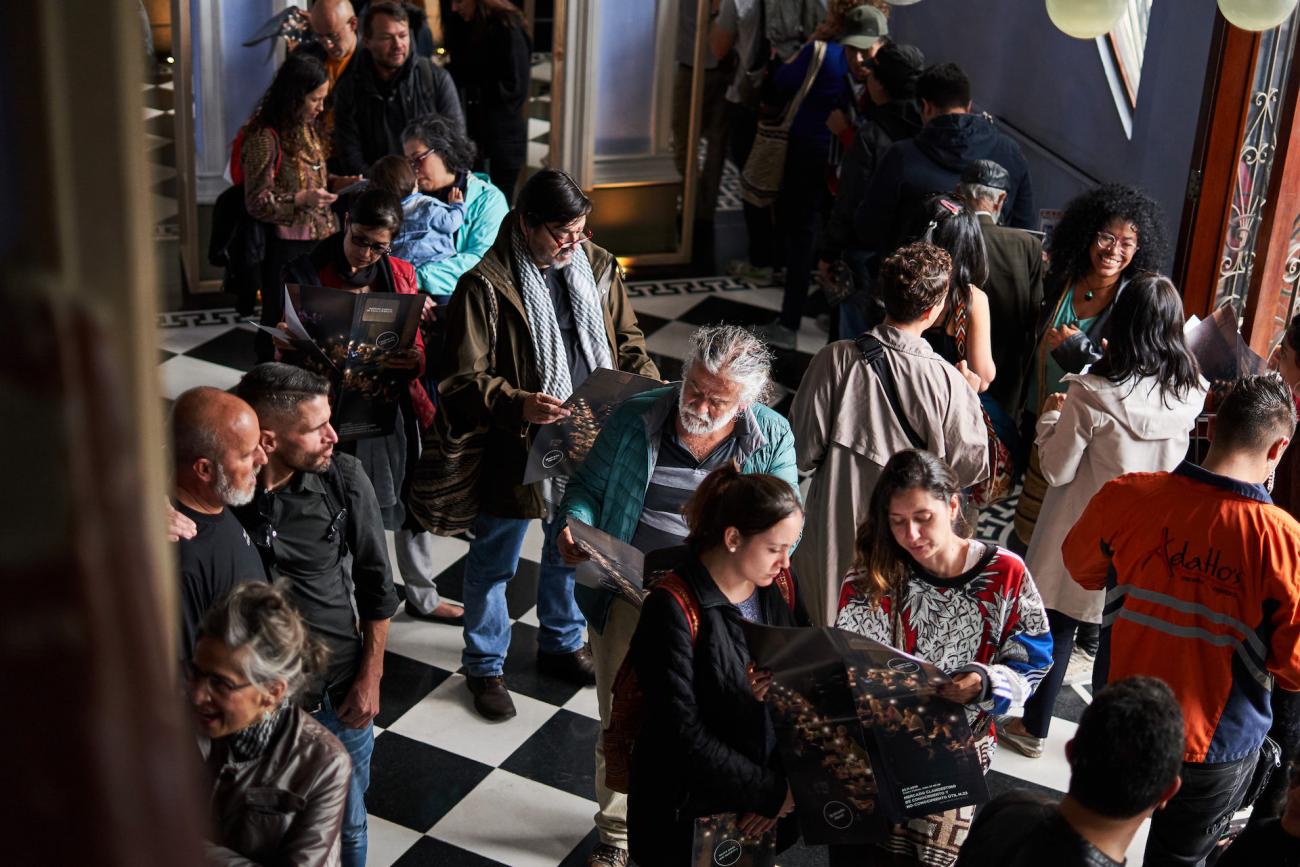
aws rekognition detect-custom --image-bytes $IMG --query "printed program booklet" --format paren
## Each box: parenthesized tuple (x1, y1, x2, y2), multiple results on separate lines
(567, 516, 647, 608)
(248, 283, 423, 441)
(741, 623, 988, 844)
(521, 368, 663, 484)
(691, 814, 776, 867)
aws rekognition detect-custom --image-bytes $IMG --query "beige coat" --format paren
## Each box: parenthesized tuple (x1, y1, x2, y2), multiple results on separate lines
(1025, 371, 1208, 622)
(789, 325, 990, 625)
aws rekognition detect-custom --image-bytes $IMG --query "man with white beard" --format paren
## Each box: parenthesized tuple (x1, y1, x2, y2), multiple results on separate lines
(170, 387, 269, 665)
(555, 324, 798, 867)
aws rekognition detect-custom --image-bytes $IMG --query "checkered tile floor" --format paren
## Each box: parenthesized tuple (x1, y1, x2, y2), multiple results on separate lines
(159, 278, 1146, 865)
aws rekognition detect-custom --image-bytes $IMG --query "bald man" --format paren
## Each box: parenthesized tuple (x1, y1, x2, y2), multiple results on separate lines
(299, 0, 359, 133)
(171, 386, 269, 664)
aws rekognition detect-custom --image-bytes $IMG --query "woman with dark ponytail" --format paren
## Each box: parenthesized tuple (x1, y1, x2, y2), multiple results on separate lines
(189, 582, 351, 866)
(833, 449, 1051, 867)
(626, 463, 807, 866)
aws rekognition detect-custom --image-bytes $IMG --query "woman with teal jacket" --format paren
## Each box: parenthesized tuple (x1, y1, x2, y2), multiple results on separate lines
(400, 116, 509, 298)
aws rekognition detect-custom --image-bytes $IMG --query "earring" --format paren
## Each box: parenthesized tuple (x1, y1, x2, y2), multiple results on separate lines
(728, 546, 736, 553)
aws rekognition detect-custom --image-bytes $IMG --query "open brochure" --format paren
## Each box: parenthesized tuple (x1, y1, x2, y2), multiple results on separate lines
(1185, 305, 1267, 385)
(741, 623, 988, 844)
(691, 814, 776, 867)
(521, 368, 664, 484)
(567, 516, 647, 609)
(247, 283, 423, 441)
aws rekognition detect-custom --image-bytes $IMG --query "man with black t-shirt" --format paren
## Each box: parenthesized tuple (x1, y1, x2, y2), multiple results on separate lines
(170, 387, 268, 664)
(956, 676, 1184, 867)
(233, 363, 399, 867)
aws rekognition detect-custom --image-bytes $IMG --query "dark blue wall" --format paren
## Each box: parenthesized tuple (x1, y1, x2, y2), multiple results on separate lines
(890, 0, 1218, 265)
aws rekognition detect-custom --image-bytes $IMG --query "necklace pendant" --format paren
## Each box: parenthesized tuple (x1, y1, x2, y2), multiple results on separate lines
(1084, 290, 1094, 301)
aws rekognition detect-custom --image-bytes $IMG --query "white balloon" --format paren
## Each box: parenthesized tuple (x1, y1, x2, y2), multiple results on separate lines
(1218, 0, 1300, 30)
(1045, 0, 1127, 39)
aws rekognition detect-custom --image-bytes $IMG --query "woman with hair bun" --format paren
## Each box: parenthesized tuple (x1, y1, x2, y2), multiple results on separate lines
(834, 449, 1051, 867)
(627, 463, 808, 866)
(190, 581, 351, 866)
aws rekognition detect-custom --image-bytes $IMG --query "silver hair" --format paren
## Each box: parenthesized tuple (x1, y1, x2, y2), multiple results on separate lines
(956, 182, 1006, 210)
(199, 582, 328, 700)
(681, 325, 774, 406)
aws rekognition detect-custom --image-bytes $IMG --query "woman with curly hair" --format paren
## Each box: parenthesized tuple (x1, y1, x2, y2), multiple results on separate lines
(1012, 183, 1169, 550)
(240, 53, 362, 355)
(833, 449, 1051, 867)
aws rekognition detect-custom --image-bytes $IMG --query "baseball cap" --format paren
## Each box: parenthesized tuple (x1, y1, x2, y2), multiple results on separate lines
(961, 159, 1011, 191)
(841, 5, 889, 50)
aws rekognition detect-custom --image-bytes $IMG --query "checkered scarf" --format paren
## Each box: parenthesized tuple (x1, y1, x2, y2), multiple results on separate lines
(510, 224, 612, 403)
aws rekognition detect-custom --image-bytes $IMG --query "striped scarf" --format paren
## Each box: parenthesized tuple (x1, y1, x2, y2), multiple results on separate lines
(510, 225, 612, 403)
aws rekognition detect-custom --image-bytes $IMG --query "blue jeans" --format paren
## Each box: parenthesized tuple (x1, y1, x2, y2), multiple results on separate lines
(1146, 751, 1258, 866)
(462, 513, 585, 676)
(313, 691, 375, 867)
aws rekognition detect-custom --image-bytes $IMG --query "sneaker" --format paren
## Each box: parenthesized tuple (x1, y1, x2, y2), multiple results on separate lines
(750, 320, 798, 351)
(726, 259, 774, 284)
(1062, 646, 1096, 686)
(537, 645, 598, 686)
(997, 718, 1044, 758)
(587, 843, 629, 867)
(466, 675, 517, 721)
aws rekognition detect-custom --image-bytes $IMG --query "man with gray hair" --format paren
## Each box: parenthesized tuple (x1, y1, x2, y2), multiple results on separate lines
(170, 387, 269, 665)
(956, 159, 1044, 412)
(555, 324, 798, 867)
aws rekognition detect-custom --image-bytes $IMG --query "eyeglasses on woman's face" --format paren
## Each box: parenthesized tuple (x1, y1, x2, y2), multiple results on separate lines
(349, 232, 392, 257)
(184, 660, 255, 700)
(1095, 231, 1139, 256)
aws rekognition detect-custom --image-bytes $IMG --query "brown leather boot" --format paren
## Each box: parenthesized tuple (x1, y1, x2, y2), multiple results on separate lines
(466, 675, 517, 721)
(537, 645, 597, 686)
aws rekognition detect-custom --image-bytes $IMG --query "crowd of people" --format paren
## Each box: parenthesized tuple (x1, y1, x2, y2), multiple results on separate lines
(173, 2, 1300, 866)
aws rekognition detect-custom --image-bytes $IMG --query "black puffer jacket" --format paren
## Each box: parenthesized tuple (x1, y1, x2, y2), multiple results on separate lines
(627, 555, 809, 866)
(331, 50, 465, 175)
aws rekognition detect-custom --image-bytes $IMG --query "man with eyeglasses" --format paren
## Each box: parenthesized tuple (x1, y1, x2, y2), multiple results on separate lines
(430, 168, 659, 721)
(295, 0, 359, 136)
(331, 0, 464, 176)
(231, 362, 399, 867)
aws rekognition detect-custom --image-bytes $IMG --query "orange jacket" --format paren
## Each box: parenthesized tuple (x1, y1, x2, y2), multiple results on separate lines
(1064, 462, 1300, 763)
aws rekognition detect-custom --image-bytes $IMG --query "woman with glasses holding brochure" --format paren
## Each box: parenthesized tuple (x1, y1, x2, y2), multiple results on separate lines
(834, 449, 1051, 867)
(279, 189, 461, 623)
(625, 464, 807, 866)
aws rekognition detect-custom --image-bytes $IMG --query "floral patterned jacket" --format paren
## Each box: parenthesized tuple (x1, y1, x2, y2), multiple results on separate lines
(241, 124, 338, 241)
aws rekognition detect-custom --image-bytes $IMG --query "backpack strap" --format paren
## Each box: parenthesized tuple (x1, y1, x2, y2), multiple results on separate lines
(653, 573, 701, 642)
(854, 333, 925, 450)
(319, 459, 351, 556)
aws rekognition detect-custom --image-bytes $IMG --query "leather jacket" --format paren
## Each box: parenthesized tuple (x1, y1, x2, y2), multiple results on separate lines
(202, 708, 352, 867)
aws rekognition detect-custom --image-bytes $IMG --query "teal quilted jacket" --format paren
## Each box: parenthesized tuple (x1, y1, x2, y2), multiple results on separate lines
(560, 385, 800, 630)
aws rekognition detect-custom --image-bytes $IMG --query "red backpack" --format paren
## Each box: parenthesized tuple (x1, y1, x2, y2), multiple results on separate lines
(601, 569, 798, 794)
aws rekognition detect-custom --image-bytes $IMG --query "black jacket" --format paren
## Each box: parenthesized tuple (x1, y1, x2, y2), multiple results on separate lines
(1022, 274, 1131, 415)
(855, 112, 1036, 256)
(978, 214, 1044, 412)
(331, 50, 465, 175)
(447, 16, 532, 165)
(627, 555, 809, 866)
(820, 98, 922, 263)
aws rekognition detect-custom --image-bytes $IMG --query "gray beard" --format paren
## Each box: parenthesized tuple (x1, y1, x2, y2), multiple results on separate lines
(215, 463, 256, 508)
(678, 405, 737, 436)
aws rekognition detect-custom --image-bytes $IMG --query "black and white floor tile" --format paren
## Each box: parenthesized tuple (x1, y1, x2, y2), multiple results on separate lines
(156, 279, 1154, 864)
